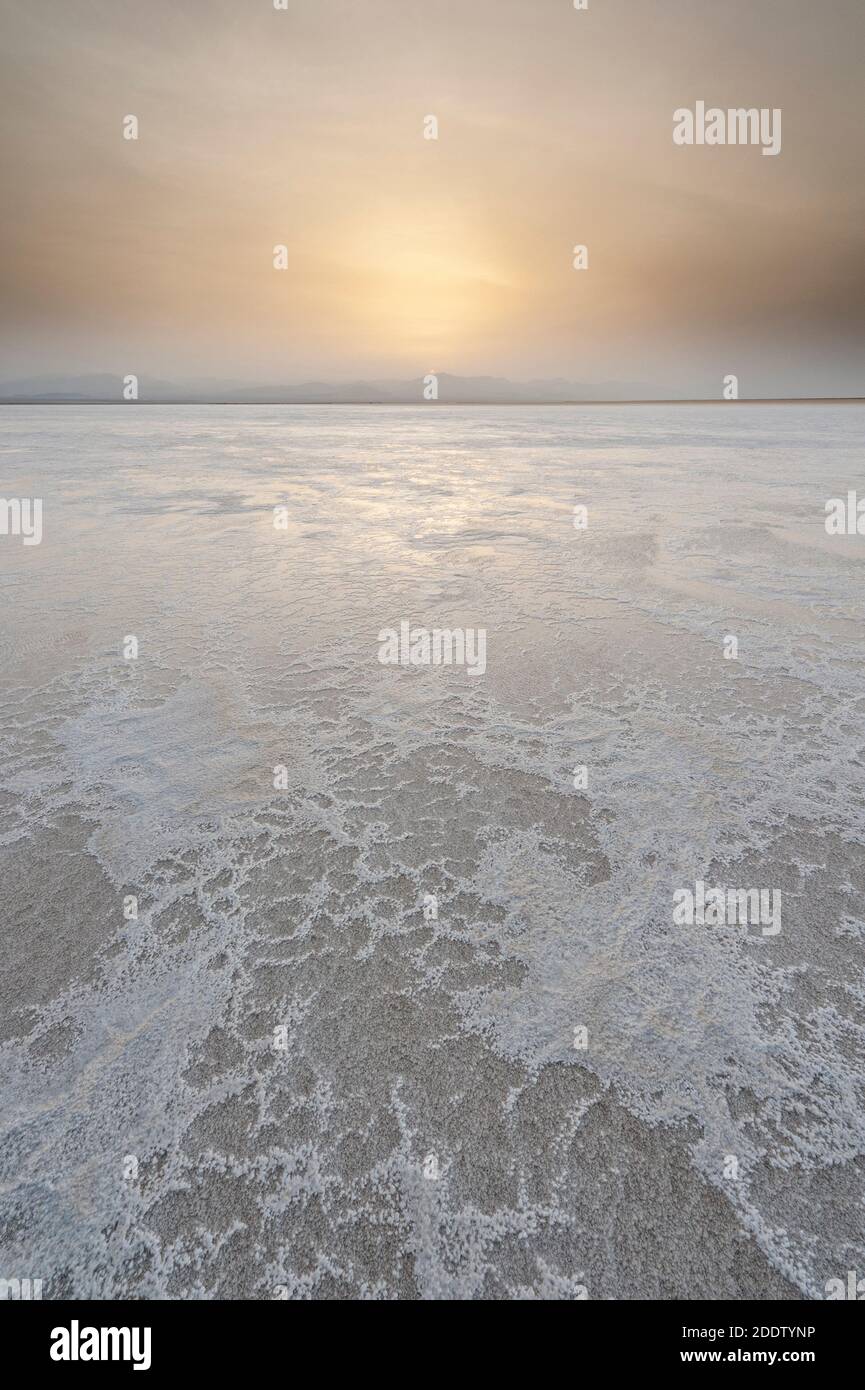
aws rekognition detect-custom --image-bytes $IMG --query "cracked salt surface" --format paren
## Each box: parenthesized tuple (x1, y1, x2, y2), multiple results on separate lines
(0, 404, 863, 1299)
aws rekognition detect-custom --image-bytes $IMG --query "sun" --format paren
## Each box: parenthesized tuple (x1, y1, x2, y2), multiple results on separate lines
(331, 203, 513, 354)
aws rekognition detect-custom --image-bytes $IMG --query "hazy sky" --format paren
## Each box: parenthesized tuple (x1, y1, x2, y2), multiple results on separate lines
(2, 0, 864, 394)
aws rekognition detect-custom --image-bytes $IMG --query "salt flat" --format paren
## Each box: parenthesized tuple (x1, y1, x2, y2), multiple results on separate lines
(1, 404, 863, 1299)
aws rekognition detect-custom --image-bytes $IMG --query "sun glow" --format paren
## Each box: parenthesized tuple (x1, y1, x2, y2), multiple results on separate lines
(333, 207, 513, 351)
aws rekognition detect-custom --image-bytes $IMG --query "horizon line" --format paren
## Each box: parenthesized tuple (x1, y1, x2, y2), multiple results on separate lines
(1, 396, 863, 407)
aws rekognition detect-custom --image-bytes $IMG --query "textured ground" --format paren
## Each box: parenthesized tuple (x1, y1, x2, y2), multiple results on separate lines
(1, 404, 864, 1298)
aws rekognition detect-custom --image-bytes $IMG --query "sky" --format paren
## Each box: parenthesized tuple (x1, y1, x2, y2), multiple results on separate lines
(2, 0, 864, 395)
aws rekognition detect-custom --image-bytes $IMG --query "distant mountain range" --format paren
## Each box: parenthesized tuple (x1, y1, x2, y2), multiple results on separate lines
(0, 372, 655, 404)
(2, 373, 858, 405)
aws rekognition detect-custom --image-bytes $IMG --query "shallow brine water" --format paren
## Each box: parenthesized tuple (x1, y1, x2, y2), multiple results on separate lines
(1, 404, 863, 1299)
